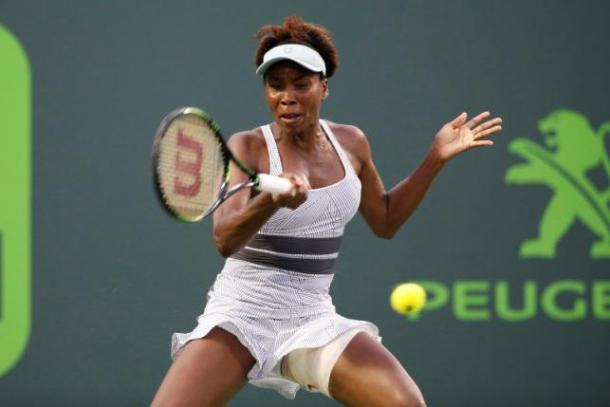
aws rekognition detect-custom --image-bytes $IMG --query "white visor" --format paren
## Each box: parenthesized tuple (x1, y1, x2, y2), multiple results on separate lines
(256, 43, 326, 77)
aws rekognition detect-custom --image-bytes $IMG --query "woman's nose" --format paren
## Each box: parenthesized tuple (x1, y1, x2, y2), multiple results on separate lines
(280, 93, 296, 106)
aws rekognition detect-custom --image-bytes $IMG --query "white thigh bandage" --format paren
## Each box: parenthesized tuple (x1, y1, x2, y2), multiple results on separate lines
(281, 327, 371, 398)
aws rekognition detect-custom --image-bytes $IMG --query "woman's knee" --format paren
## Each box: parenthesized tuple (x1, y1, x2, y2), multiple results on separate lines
(328, 332, 426, 407)
(356, 374, 426, 407)
(385, 386, 427, 407)
(333, 381, 426, 407)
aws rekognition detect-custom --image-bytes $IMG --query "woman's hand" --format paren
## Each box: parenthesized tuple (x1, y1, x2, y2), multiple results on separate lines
(431, 111, 503, 162)
(271, 173, 310, 209)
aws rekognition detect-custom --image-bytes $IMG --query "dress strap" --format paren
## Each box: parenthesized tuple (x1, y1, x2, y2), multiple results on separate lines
(261, 124, 283, 175)
(319, 119, 357, 177)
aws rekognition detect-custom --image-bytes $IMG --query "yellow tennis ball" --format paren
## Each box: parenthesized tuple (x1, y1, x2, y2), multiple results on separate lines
(390, 283, 427, 314)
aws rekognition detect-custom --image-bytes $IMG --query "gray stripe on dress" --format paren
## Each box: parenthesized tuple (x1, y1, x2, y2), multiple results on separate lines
(246, 234, 343, 255)
(232, 248, 337, 274)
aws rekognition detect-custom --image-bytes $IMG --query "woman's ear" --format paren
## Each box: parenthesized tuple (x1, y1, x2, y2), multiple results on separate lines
(321, 77, 329, 100)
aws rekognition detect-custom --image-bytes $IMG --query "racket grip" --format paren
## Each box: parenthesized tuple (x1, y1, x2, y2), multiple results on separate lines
(257, 174, 293, 194)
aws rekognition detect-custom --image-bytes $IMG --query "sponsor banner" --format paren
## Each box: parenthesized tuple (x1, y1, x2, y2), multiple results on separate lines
(0, 24, 32, 378)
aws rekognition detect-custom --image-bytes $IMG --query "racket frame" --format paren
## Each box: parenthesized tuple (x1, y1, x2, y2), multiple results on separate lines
(152, 106, 267, 222)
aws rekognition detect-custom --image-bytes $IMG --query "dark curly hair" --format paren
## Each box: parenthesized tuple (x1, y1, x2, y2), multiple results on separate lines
(254, 16, 339, 78)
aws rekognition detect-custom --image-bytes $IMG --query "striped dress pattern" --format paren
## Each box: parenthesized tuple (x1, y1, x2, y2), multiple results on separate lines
(171, 119, 379, 399)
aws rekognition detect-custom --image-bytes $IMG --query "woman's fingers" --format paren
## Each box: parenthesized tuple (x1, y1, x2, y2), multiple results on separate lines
(472, 117, 502, 134)
(471, 139, 495, 148)
(474, 122, 503, 140)
(275, 172, 309, 209)
(465, 111, 490, 129)
(450, 112, 468, 127)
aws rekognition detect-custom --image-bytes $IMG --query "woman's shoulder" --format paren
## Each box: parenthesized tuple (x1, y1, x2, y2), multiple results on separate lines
(226, 127, 269, 170)
(324, 120, 365, 136)
(324, 120, 370, 158)
(227, 127, 267, 151)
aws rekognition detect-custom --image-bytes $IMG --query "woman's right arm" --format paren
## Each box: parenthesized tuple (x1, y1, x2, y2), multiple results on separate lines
(212, 131, 308, 257)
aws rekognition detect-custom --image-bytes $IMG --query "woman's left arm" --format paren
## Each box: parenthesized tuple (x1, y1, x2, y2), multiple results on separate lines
(357, 111, 502, 238)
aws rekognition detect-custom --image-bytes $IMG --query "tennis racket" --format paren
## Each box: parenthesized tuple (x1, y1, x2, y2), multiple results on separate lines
(152, 106, 292, 222)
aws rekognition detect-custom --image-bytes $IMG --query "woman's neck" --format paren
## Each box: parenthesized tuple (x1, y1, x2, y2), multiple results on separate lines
(274, 120, 328, 151)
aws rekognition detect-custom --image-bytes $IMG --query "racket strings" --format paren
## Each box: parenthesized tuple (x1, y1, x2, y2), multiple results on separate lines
(157, 114, 225, 220)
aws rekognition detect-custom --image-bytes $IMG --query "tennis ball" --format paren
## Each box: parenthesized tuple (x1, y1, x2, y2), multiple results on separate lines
(390, 283, 427, 315)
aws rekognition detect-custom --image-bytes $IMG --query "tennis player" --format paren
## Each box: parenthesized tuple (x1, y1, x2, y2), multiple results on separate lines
(151, 16, 502, 407)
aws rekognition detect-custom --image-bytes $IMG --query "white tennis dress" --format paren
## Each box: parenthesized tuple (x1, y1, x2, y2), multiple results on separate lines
(171, 120, 379, 399)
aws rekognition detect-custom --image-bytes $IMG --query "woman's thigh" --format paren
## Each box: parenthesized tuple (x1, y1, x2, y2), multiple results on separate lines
(150, 327, 256, 407)
(328, 332, 426, 407)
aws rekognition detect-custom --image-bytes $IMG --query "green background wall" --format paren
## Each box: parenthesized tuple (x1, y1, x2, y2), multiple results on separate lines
(1, 1, 609, 405)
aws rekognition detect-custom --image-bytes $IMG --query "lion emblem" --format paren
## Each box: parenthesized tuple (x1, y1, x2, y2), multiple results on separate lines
(505, 109, 610, 258)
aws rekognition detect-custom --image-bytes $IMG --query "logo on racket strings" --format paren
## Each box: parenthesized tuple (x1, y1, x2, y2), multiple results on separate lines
(173, 130, 203, 197)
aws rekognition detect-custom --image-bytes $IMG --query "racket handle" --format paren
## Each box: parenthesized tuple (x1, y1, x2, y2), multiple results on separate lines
(257, 174, 293, 194)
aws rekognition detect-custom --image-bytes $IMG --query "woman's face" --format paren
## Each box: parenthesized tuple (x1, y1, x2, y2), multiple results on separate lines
(263, 61, 328, 132)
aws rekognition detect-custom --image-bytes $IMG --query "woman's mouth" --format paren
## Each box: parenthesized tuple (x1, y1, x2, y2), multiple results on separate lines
(280, 113, 302, 122)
